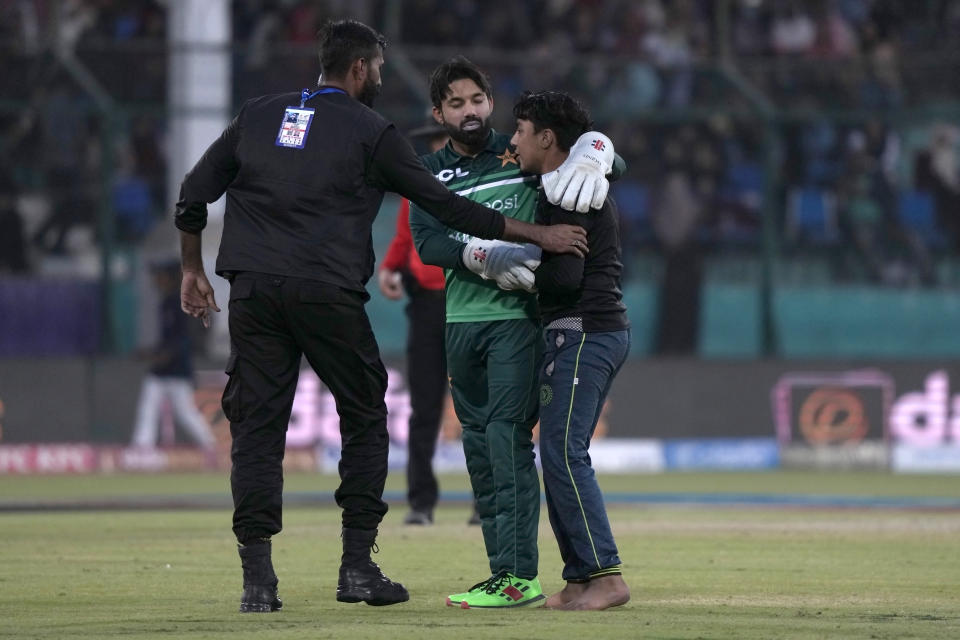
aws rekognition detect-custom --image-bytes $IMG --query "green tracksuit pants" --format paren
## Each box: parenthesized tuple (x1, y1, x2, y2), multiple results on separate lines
(446, 318, 542, 579)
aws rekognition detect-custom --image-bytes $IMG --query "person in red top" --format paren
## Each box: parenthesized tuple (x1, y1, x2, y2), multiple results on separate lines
(377, 123, 454, 525)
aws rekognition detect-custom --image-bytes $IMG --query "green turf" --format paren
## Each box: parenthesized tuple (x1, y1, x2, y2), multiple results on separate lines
(2, 472, 960, 639)
(2, 470, 959, 502)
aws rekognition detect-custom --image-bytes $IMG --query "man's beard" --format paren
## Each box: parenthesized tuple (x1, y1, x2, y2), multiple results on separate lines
(443, 115, 491, 150)
(358, 77, 381, 108)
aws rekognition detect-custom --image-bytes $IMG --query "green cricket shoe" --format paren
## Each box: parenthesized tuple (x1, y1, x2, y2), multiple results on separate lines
(446, 570, 545, 609)
(445, 574, 493, 606)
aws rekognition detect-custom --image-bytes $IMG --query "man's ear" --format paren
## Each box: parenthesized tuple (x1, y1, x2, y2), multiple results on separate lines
(350, 57, 366, 83)
(432, 106, 444, 125)
(540, 129, 555, 150)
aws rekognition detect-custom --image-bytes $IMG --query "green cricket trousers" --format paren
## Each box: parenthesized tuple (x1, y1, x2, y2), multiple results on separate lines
(446, 318, 542, 579)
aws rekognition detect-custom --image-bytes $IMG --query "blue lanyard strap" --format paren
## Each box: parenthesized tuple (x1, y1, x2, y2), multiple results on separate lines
(300, 86, 347, 107)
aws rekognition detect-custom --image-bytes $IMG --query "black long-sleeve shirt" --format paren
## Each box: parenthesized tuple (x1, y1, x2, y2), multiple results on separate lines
(174, 90, 505, 293)
(534, 189, 629, 332)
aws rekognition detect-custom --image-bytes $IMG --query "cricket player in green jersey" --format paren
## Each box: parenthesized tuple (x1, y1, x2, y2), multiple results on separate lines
(409, 56, 619, 609)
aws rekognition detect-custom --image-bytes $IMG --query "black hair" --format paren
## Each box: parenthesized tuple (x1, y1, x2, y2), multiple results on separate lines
(512, 91, 592, 152)
(428, 55, 492, 109)
(317, 19, 387, 80)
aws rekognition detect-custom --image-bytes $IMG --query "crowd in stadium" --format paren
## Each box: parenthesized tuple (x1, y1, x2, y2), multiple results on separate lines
(1, 0, 959, 289)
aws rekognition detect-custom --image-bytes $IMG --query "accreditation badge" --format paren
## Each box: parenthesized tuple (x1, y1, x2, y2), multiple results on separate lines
(276, 106, 315, 149)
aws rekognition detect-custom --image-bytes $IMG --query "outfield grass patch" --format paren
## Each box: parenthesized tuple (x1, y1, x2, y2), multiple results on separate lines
(3, 493, 960, 639)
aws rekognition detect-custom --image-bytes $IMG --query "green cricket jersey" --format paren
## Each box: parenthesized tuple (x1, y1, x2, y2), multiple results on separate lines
(409, 130, 540, 324)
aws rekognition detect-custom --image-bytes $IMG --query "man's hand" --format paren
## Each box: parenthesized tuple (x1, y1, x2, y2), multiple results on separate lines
(500, 219, 587, 257)
(495, 264, 537, 292)
(462, 239, 542, 281)
(527, 224, 589, 257)
(542, 131, 614, 213)
(377, 269, 404, 300)
(181, 269, 220, 328)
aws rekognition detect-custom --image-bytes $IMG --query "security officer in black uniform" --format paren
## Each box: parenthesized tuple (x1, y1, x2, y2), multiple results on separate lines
(174, 20, 590, 613)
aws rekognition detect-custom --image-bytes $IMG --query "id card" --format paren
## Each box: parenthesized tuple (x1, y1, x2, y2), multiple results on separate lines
(276, 107, 315, 149)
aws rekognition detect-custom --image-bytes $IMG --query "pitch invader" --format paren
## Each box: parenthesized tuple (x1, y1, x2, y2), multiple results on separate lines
(410, 56, 622, 609)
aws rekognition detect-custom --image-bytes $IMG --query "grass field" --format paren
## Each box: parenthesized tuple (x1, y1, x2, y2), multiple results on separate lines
(3, 471, 960, 639)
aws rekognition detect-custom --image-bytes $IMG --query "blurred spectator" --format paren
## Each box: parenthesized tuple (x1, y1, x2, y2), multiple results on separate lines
(837, 150, 887, 281)
(236, 1, 287, 97)
(568, 2, 604, 53)
(31, 99, 100, 256)
(732, 0, 770, 56)
(652, 127, 706, 354)
(809, 0, 859, 60)
(0, 167, 28, 273)
(712, 116, 762, 244)
(112, 144, 156, 244)
(858, 18, 904, 109)
(915, 123, 960, 250)
(400, 0, 461, 45)
(855, 119, 900, 210)
(771, 1, 816, 56)
(798, 117, 841, 187)
(839, 122, 934, 285)
(286, 2, 325, 43)
(131, 258, 217, 452)
(603, 61, 661, 114)
(836, 0, 872, 29)
(526, 30, 576, 94)
(690, 126, 724, 204)
(641, 0, 704, 108)
(129, 115, 166, 207)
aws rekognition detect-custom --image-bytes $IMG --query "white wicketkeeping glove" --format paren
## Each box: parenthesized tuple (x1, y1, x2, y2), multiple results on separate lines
(495, 264, 537, 292)
(462, 239, 541, 280)
(541, 131, 614, 213)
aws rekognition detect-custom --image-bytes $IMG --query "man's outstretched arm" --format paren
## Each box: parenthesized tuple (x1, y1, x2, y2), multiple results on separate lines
(370, 126, 588, 257)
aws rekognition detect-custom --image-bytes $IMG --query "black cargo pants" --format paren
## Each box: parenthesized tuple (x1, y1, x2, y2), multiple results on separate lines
(403, 286, 447, 514)
(223, 272, 389, 542)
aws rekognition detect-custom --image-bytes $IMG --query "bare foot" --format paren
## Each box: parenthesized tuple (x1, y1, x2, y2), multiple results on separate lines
(544, 581, 588, 609)
(562, 575, 630, 611)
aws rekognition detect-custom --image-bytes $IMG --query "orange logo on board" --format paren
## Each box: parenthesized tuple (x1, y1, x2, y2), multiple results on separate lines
(798, 388, 869, 445)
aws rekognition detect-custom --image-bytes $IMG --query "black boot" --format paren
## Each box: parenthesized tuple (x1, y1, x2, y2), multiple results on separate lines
(238, 540, 282, 613)
(336, 527, 409, 606)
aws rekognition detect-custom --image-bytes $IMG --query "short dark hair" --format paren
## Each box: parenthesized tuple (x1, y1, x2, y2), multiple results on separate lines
(317, 19, 387, 80)
(428, 56, 492, 109)
(512, 91, 592, 152)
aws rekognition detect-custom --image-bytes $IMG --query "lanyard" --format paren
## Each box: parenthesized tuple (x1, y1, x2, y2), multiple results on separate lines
(300, 86, 347, 108)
